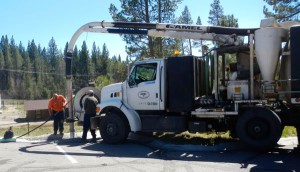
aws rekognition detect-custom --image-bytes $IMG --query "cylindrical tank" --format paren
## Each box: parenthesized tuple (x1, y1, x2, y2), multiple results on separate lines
(73, 87, 101, 122)
(254, 27, 287, 82)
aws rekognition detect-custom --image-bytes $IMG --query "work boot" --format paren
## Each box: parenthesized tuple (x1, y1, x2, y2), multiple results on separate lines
(81, 138, 88, 144)
(293, 145, 300, 154)
(54, 131, 57, 135)
(91, 138, 97, 143)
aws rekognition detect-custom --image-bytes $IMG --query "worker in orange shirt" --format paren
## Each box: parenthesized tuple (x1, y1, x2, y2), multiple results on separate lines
(48, 93, 67, 135)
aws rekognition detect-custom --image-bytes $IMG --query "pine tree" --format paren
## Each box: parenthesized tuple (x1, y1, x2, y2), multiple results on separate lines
(47, 37, 65, 95)
(208, 0, 224, 26)
(0, 50, 4, 90)
(40, 47, 48, 88)
(178, 6, 193, 24)
(10, 37, 23, 71)
(193, 16, 205, 56)
(56, 53, 66, 95)
(108, 58, 127, 83)
(100, 43, 109, 75)
(21, 51, 34, 99)
(263, 0, 299, 21)
(151, 0, 182, 57)
(90, 42, 98, 78)
(71, 45, 79, 75)
(18, 42, 25, 54)
(77, 41, 90, 89)
(47, 37, 60, 72)
(218, 14, 239, 27)
(125, 56, 130, 64)
(109, 0, 182, 59)
(40, 45, 51, 99)
(178, 5, 193, 55)
(1, 36, 13, 95)
(111, 55, 117, 62)
(28, 40, 43, 98)
(71, 45, 81, 91)
(10, 37, 23, 98)
(95, 75, 111, 90)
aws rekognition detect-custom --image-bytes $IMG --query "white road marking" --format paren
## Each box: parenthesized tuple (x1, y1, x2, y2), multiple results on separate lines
(56, 145, 78, 164)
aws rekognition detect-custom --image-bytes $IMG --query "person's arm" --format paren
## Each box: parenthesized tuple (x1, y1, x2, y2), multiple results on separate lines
(48, 101, 52, 116)
(84, 98, 88, 111)
(63, 96, 67, 107)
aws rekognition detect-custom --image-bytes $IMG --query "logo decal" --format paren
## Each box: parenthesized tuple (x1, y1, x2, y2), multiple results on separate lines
(138, 91, 150, 99)
(166, 24, 203, 31)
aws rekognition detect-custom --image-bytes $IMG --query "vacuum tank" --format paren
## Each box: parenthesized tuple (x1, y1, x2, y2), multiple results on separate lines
(254, 27, 287, 83)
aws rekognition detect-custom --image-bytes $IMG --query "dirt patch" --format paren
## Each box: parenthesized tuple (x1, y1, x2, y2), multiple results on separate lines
(0, 105, 26, 122)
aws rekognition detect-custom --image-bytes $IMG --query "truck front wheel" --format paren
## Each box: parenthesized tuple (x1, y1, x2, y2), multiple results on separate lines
(236, 108, 282, 149)
(100, 112, 129, 144)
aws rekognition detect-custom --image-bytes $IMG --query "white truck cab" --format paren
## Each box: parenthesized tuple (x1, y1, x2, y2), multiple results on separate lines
(101, 59, 166, 110)
(96, 58, 166, 143)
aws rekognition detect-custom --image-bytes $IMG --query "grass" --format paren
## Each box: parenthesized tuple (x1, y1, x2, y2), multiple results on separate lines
(15, 104, 25, 111)
(1, 99, 24, 105)
(282, 126, 297, 137)
(0, 122, 83, 138)
(151, 131, 236, 146)
(150, 126, 298, 146)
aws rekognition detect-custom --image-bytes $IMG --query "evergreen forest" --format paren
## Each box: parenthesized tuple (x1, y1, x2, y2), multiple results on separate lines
(0, 36, 128, 99)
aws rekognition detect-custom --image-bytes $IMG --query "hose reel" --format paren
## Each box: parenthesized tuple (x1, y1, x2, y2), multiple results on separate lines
(73, 87, 101, 122)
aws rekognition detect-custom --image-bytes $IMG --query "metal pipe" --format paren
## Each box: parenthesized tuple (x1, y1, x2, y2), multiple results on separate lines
(214, 50, 218, 100)
(250, 34, 254, 99)
(67, 79, 74, 138)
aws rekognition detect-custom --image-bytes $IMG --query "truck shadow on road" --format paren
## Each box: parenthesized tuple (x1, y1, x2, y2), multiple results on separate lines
(17, 135, 300, 172)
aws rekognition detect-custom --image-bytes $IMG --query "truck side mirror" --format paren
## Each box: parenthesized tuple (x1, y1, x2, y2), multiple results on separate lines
(128, 77, 137, 87)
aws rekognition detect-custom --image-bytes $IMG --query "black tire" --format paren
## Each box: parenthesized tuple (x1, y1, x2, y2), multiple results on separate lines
(236, 107, 282, 149)
(229, 129, 238, 139)
(100, 112, 129, 144)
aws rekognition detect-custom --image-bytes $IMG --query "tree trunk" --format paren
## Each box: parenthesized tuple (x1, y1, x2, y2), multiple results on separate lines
(145, 0, 154, 57)
(157, 0, 163, 57)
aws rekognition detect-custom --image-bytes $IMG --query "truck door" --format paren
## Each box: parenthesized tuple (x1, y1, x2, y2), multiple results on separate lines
(126, 61, 164, 110)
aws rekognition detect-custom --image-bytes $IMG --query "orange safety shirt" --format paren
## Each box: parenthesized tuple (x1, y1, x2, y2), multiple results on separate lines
(48, 95, 66, 112)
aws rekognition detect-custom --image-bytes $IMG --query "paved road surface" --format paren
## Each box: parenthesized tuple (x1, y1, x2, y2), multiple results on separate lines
(0, 133, 299, 172)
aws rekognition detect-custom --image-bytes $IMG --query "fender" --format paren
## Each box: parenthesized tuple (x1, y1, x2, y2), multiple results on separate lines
(97, 99, 141, 132)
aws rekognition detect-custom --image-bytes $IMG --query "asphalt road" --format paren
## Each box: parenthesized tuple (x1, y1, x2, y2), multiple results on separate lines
(0, 133, 299, 172)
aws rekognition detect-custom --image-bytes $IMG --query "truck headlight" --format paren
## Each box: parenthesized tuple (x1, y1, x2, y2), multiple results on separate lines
(96, 107, 101, 113)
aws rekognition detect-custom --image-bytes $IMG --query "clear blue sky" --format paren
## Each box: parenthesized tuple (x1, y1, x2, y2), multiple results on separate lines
(0, 0, 267, 59)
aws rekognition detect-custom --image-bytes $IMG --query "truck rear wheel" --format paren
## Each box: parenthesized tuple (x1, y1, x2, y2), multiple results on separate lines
(236, 108, 282, 149)
(100, 112, 129, 144)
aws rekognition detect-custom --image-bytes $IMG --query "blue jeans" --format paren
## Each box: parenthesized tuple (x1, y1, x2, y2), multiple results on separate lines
(52, 110, 64, 133)
(82, 113, 96, 140)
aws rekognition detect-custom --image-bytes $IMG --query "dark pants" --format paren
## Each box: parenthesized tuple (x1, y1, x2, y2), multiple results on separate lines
(52, 110, 64, 134)
(82, 113, 96, 140)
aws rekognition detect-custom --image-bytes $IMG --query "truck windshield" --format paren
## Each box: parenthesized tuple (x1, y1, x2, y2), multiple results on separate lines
(128, 63, 157, 86)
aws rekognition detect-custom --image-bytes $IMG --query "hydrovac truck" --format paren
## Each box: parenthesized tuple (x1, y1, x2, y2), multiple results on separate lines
(66, 18, 300, 149)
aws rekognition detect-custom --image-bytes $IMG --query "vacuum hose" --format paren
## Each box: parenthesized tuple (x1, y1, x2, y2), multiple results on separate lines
(16, 115, 53, 139)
